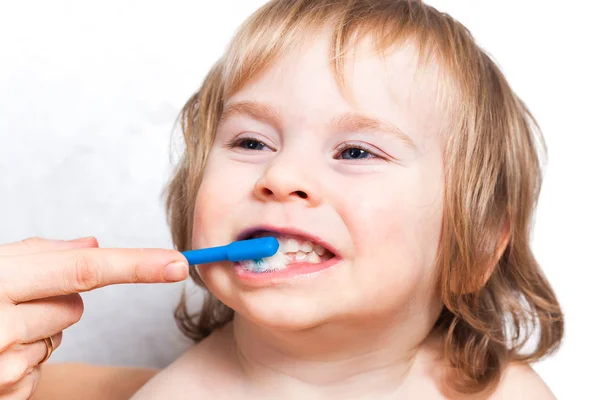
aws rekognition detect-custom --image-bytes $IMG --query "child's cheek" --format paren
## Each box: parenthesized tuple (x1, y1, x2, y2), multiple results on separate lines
(340, 176, 414, 257)
(343, 168, 443, 280)
(191, 161, 246, 249)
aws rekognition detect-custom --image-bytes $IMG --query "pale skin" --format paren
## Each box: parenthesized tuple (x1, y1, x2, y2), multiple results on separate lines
(130, 37, 556, 399)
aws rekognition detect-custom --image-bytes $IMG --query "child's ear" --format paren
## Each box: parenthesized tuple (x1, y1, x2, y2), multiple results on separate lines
(481, 218, 511, 287)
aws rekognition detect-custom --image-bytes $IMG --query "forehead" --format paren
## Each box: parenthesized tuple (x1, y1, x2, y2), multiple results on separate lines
(226, 36, 444, 149)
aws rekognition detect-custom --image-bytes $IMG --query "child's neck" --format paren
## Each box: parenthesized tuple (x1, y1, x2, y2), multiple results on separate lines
(228, 313, 442, 399)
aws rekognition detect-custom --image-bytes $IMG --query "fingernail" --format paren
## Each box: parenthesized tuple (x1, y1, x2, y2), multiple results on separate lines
(68, 236, 95, 242)
(164, 261, 189, 282)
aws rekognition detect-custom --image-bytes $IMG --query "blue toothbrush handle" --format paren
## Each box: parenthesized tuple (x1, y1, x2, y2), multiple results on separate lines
(182, 245, 228, 265)
(182, 237, 279, 265)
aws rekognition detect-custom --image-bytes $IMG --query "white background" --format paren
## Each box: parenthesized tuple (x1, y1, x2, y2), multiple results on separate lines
(1, 1, 598, 398)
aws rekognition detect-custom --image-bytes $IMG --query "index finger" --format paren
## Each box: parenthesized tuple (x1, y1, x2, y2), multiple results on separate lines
(3, 248, 189, 303)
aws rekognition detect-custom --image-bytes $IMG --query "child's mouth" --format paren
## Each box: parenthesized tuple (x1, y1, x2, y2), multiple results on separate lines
(234, 229, 338, 277)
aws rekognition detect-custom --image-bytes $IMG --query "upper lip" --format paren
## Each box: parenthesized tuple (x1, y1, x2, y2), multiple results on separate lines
(236, 225, 339, 257)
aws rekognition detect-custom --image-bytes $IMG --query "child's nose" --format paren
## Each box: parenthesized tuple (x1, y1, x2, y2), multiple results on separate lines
(253, 157, 321, 206)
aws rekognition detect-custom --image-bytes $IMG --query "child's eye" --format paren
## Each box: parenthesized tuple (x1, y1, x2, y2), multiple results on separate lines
(335, 144, 380, 160)
(239, 138, 267, 150)
(227, 137, 272, 151)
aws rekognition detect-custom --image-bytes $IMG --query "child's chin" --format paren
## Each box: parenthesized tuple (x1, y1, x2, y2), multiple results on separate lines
(236, 296, 332, 331)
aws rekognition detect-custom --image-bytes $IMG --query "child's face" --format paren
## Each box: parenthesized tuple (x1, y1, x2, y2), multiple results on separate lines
(192, 37, 445, 331)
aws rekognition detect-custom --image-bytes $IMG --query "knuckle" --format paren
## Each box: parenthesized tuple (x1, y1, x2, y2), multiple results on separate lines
(0, 313, 21, 353)
(0, 355, 28, 386)
(132, 261, 146, 283)
(19, 237, 46, 250)
(1, 372, 35, 400)
(67, 254, 102, 292)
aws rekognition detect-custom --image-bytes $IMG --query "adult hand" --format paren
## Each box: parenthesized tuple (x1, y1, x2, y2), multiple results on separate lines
(0, 236, 189, 399)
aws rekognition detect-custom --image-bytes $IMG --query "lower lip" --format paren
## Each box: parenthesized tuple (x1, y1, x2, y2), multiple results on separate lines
(233, 257, 341, 285)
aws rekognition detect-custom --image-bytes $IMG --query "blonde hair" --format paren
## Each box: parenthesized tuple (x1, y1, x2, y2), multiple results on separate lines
(164, 0, 563, 395)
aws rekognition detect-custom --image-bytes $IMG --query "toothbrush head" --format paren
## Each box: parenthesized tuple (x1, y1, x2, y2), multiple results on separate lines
(227, 237, 279, 262)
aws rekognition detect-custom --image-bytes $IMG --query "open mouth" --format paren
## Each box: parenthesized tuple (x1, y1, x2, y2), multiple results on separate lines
(236, 229, 337, 274)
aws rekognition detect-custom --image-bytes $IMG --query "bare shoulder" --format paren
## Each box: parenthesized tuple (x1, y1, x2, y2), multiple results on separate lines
(490, 362, 555, 400)
(32, 363, 159, 400)
(130, 344, 209, 399)
(131, 329, 240, 399)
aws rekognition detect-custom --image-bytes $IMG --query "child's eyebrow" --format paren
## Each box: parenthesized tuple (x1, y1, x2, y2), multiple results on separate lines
(220, 101, 282, 131)
(329, 113, 417, 151)
(220, 101, 417, 150)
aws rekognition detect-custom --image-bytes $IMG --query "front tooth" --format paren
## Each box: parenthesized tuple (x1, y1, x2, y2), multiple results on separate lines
(281, 238, 300, 253)
(269, 258, 287, 271)
(314, 244, 325, 256)
(306, 251, 320, 263)
(295, 251, 307, 261)
(300, 241, 313, 252)
(270, 251, 286, 263)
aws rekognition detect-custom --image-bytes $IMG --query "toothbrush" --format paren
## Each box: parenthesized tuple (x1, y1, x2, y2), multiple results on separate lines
(181, 236, 279, 265)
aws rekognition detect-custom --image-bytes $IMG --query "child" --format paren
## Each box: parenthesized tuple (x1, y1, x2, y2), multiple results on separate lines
(133, 0, 563, 398)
